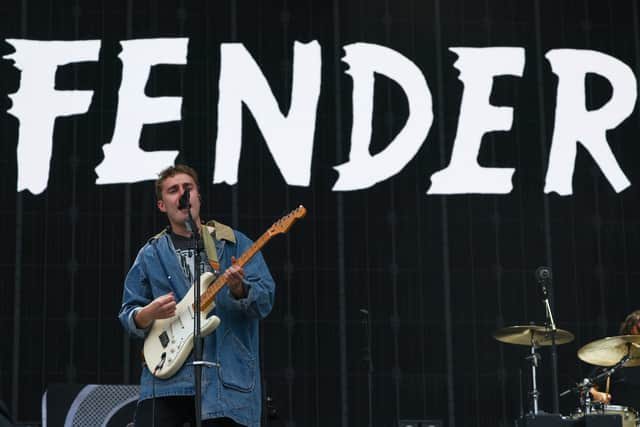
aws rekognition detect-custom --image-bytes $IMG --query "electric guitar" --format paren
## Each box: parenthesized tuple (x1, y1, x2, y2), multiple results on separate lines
(143, 205, 307, 379)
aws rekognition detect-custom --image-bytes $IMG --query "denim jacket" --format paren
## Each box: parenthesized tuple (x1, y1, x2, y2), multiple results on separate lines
(118, 221, 276, 427)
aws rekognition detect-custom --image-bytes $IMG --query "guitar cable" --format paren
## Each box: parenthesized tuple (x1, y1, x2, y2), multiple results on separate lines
(151, 353, 167, 427)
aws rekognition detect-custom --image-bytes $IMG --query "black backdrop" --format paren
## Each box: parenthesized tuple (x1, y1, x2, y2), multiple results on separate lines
(3, 0, 640, 426)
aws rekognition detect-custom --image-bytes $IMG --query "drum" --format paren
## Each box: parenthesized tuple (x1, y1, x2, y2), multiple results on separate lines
(600, 405, 638, 427)
(569, 404, 639, 427)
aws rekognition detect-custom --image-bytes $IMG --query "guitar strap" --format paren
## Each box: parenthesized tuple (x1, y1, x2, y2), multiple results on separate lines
(201, 220, 236, 273)
(200, 223, 220, 273)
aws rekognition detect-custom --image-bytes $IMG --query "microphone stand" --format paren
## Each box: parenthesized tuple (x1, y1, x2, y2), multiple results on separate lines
(537, 267, 560, 414)
(184, 198, 205, 427)
(546, 299, 560, 414)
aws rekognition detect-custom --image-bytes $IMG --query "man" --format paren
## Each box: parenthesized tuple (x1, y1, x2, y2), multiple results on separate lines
(119, 164, 276, 427)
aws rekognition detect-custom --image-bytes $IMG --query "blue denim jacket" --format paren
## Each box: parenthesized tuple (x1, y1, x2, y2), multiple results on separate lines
(118, 222, 275, 427)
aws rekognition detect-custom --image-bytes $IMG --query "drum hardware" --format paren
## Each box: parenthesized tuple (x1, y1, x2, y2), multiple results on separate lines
(577, 335, 640, 368)
(493, 325, 575, 347)
(597, 405, 639, 427)
(535, 266, 561, 415)
(561, 354, 629, 413)
(568, 404, 639, 427)
(493, 325, 575, 415)
(526, 344, 541, 415)
(562, 335, 640, 425)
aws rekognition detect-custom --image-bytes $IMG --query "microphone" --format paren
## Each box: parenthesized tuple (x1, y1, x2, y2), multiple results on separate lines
(535, 266, 556, 331)
(178, 188, 191, 210)
(535, 266, 552, 298)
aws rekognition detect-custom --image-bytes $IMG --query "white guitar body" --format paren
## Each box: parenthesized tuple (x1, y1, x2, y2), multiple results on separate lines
(143, 272, 219, 379)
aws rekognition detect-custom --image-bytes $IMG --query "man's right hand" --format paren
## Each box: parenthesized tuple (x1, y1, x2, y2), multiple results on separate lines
(589, 386, 611, 404)
(134, 293, 176, 329)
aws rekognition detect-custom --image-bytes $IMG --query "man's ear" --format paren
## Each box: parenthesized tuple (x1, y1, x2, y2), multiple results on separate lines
(157, 198, 167, 213)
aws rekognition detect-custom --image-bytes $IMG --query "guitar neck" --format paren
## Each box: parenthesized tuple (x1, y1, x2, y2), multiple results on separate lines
(199, 230, 272, 311)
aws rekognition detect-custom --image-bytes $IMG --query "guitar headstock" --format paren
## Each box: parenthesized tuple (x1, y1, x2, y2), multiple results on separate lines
(269, 205, 307, 235)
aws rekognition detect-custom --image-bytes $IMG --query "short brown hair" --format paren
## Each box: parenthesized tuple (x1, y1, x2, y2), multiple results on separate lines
(620, 310, 640, 335)
(155, 164, 200, 200)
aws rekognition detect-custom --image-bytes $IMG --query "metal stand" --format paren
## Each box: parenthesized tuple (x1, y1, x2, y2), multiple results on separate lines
(525, 341, 542, 415)
(538, 267, 560, 414)
(184, 204, 207, 427)
(582, 380, 593, 415)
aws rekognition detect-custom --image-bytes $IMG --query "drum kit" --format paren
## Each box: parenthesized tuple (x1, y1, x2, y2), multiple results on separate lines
(493, 324, 640, 426)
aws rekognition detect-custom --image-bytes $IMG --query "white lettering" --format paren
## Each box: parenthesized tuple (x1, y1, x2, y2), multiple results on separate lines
(213, 41, 321, 186)
(6, 39, 100, 194)
(428, 47, 524, 194)
(95, 38, 187, 184)
(332, 43, 432, 191)
(544, 49, 635, 195)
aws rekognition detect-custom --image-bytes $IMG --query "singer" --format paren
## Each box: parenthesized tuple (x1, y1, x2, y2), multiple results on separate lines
(118, 164, 276, 426)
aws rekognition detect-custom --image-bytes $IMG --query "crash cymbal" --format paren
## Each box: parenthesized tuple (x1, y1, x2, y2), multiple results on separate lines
(577, 335, 640, 367)
(493, 325, 575, 346)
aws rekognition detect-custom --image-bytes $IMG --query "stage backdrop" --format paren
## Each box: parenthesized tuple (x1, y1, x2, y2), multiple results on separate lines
(3, 0, 640, 425)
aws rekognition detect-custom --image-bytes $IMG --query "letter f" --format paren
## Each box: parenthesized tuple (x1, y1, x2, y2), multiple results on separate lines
(6, 39, 100, 194)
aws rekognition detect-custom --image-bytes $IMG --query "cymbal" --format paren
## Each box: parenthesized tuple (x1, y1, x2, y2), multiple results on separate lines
(577, 335, 640, 367)
(493, 325, 575, 346)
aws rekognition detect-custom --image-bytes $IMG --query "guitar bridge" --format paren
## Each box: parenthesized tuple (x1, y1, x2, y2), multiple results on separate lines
(159, 331, 169, 348)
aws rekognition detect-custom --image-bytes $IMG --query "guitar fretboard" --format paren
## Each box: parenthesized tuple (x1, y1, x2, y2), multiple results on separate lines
(197, 228, 273, 312)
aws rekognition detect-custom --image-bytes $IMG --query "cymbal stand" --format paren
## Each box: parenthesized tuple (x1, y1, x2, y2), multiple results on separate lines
(580, 378, 593, 415)
(525, 335, 542, 415)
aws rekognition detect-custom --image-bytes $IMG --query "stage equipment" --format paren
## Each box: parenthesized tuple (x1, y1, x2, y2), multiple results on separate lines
(561, 335, 640, 423)
(180, 186, 208, 427)
(577, 336, 640, 368)
(0, 399, 11, 427)
(517, 412, 626, 426)
(494, 324, 574, 415)
(568, 407, 637, 427)
(494, 325, 575, 346)
(587, 406, 637, 427)
(42, 384, 138, 427)
(536, 266, 562, 414)
(398, 420, 442, 427)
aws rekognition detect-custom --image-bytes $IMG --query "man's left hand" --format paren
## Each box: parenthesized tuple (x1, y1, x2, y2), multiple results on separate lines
(225, 256, 246, 299)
